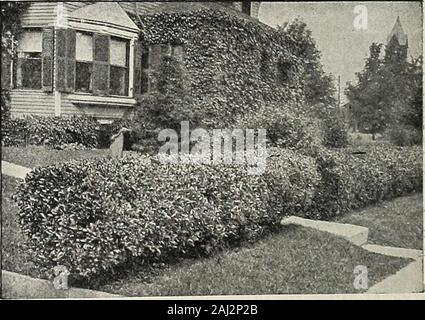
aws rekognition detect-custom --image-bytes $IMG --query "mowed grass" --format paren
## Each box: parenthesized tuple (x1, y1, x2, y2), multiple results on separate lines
(1, 145, 111, 168)
(1, 174, 42, 278)
(99, 225, 410, 296)
(337, 194, 423, 250)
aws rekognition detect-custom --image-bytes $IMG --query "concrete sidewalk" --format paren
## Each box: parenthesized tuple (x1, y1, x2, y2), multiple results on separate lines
(2, 270, 121, 299)
(2, 161, 32, 179)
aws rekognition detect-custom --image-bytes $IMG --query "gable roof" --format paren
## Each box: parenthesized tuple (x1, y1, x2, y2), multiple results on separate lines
(69, 2, 139, 31)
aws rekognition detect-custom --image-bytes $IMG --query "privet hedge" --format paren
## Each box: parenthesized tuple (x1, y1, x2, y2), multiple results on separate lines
(310, 145, 423, 220)
(137, 9, 306, 128)
(2, 115, 100, 148)
(1, 116, 134, 149)
(16, 151, 318, 282)
(15, 145, 422, 282)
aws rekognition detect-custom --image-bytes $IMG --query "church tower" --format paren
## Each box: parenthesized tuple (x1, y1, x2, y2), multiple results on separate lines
(385, 16, 408, 62)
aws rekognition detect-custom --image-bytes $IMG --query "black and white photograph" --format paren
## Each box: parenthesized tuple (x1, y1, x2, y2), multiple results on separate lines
(0, 1, 423, 301)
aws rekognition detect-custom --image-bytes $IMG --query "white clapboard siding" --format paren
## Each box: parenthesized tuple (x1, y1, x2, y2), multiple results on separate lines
(20, 2, 58, 27)
(10, 90, 56, 116)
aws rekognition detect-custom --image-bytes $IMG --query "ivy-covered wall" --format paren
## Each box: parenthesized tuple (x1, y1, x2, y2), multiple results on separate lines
(138, 9, 305, 128)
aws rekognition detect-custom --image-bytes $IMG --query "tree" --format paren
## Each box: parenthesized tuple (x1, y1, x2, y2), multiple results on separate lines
(1, 2, 30, 120)
(277, 19, 337, 111)
(345, 43, 391, 138)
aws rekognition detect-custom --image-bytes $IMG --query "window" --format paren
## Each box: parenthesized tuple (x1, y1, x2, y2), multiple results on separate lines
(74, 32, 129, 96)
(277, 60, 292, 84)
(14, 30, 42, 89)
(75, 32, 93, 92)
(138, 43, 184, 94)
(109, 37, 129, 96)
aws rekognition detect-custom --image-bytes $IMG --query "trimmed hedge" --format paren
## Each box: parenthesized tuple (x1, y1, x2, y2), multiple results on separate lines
(15, 145, 422, 282)
(16, 155, 272, 281)
(2, 115, 100, 148)
(310, 145, 422, 220)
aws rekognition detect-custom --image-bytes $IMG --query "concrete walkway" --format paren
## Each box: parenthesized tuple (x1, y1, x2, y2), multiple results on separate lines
(281, 216, 424, 294)
(2, 160, 32, 179)
(2, 270, 121, 299)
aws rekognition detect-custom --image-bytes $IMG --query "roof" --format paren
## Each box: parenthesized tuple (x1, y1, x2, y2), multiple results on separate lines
(69, 2, 139, 31)
(134, 1, 268, 27)
(387, 16, 408, 46)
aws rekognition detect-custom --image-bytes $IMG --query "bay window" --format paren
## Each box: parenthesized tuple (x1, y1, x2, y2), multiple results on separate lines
(15, 30, 43, 89)
(72, 32, 130, 96)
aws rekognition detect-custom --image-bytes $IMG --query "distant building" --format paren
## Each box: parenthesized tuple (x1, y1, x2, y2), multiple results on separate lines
(386, 16, 408, 62)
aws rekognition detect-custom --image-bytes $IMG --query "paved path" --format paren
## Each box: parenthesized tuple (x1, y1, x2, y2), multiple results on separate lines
(1, 161, 32, 179)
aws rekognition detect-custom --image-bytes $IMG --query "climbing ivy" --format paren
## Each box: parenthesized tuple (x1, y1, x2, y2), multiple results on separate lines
(137, 9, 306, 128)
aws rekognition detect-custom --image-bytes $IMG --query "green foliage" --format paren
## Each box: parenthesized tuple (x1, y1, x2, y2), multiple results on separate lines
(1, 2, 30, 54)
(266, 148, 320, 219)
(346, 41, 422, 140)
(277, 19, 337, 109)
(2, 115, 100, 148)
(310, 145, 422, 219)
(322, 111, 348, 148)
(388, 124, 421, 147)
(236, 103, 322, 151)
(15, 142, 422, 282)
(1, 89, 10, 123)
(138, 9, 304, 129)
(16, 155, 272, 282)
(133, 55, 196, 150)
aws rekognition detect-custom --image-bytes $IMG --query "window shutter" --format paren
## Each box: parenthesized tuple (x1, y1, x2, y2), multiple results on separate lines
(65, 29, 76, 92)
(92, 33, 110, 96)
(55, 28, 76, 92)
(1, 52, 12, 90)
(42, 28, 54, 92)
(55, 28, 66, 91)
(133, 40, 142, 97)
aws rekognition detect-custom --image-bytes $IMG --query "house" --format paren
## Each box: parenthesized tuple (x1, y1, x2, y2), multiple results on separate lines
(3, 1, 299, 126)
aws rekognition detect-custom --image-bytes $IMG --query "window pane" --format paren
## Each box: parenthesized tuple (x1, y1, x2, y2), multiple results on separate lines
(16, 57, 42, 89)
(110, 38, 127, 67)
(141, 48, 149, 70)
(17, 31, 42, 52)
(75, 62, 93, 92)
(110, 66, 127, 95)
(76, 32, 93, 62)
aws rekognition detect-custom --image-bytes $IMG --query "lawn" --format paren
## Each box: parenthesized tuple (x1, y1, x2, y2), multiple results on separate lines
(98, 225, 410, 296)
(1, 145, 111, 168)
(337, 194, 423, 250)
(1, 146, 420, 295)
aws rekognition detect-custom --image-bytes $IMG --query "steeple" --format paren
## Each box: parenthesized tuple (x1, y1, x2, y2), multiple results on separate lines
(387, 16, 408, 46)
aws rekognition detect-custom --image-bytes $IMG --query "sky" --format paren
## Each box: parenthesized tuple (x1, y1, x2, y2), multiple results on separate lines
(259, 1, 423, 101)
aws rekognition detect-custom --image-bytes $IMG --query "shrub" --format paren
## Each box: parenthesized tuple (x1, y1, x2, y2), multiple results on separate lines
(388, 124, 422, 146)
(236, 104, 322, 152)
(265, 148, 320, 219)
(16, 155, 272, 282)
(322, 113, 348, 148)
(310, 145, 422, 219)
(2, 115, 101, 148)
